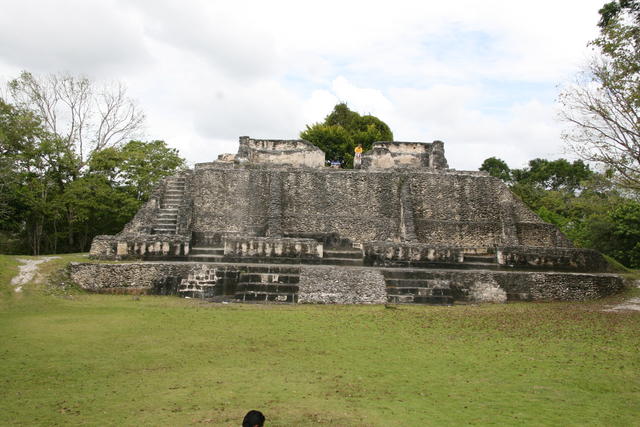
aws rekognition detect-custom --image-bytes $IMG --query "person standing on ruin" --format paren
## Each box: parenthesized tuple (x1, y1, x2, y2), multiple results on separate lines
(354, 144, 363, 168)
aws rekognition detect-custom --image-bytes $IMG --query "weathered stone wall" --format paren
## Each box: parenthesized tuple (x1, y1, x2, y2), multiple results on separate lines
(223, 236, 323, 258)
(297, 265, 387, 304)
(69, 262, 194, 292)
(361, 141, 449, 169)
(236, 136, 325, 168)
(382, 269, 623, 302)
(70, 261, 624, 302)
(190, 167, 567, 248)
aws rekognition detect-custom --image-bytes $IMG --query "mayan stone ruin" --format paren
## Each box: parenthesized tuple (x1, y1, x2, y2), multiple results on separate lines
(72, 136, 624, 304)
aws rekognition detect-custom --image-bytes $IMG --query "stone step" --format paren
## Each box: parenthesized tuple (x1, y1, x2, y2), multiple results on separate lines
(320, 257, 363, 266)
(153, 228, 176, 234)
(189, 247, 224, 255)
(153, 223, 176, 228)
(154, 218, 177, 224)
(386, 286, 452, 296)
(464, 255, 496, 263)
(179, 290, 209, 299)
(239, 273, 300, 284)
(235, 292, 298, 303)
(463, 262, 498, 269)
(323, 250, 363, 260)
(384, 278, 448, 288)
(236, 283, 299, 293)
(181, 255, 344, 266)
(387, 295, 453, 305)
(381, 264, 502, 278)
(243, 265, 301, 274)
(188, 254, 225, 261)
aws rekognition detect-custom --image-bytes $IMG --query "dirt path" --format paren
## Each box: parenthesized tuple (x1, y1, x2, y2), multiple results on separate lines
(10, 257, 59, 293)
(604, 280, 640, 312)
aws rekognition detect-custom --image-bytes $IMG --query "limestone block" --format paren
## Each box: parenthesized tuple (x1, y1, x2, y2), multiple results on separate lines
(116, 241, 129, 256)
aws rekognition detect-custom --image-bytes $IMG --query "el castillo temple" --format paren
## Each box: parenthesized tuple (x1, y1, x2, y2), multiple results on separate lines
(70, 136, 624, 304)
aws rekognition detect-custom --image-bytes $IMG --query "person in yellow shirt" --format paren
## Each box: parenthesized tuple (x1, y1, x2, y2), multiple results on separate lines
(354, 144, 363, 168)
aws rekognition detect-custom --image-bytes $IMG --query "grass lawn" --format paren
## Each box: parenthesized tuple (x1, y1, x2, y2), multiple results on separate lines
(1, 254, 639, 426)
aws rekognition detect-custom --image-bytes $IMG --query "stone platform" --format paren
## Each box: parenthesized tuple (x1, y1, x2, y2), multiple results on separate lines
(69, 260, 623, 305)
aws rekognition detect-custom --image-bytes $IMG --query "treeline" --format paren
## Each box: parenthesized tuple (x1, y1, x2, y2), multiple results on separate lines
(480, 157, 640, 268)
(0, 73, 184, 255)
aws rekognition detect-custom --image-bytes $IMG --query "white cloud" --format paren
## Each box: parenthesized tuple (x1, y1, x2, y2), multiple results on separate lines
(0, 0, 149, 74)
(0, 0, 605, 170)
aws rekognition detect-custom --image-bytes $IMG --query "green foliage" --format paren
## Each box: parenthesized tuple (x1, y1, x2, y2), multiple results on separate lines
(298, 124, 352, 167)
(0, 96, 184, 255)
(595, 0, 640, 79)
(481, 156, 640, 268)
(300, 103, 393, 168)
(480, 157, 511, 181)
(608, 200, 640, 267)
(513, 158, 594, 191)
(90, 140, 185, 201)
(560, 1, 640, 190)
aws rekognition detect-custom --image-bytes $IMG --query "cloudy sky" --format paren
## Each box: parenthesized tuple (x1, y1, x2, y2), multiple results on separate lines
(0, 0, 605, 170)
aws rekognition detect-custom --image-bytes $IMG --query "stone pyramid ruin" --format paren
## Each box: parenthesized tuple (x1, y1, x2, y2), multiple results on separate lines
(72, 136, 623, 304)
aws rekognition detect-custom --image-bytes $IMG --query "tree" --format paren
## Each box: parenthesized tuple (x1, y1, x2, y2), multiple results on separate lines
(64, 140, 185, 251)
(559, 1, 640, 191)
(300, 103, 393, 168)
(0, 93, 183, 254)
(513, 158, 594, 192)
(7, 71, 145, 168)
(89, 140, 185, 201)
(480, 157, 511, 182)
(479, 155, 640, 268)
(0, 73, 184, 255)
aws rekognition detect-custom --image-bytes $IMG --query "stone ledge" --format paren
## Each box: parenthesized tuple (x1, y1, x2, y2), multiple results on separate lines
(496, 246, 611, 272)
(69, 262, 624, 303)
(223, 236, 323, 258)
(89, 235, 191, 260)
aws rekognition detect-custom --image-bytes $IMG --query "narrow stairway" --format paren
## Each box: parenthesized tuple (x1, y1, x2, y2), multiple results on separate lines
(383, 269, 453, 305)
(234, 265, 300, 303)
(322, 246, 364, 266)
(188, 246, 225, 262)
(462, 253, 497, 269)
(152, 176, 185, 235)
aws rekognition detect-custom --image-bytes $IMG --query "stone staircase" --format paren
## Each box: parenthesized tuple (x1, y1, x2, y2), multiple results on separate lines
(322, 247, 364, 266)
(188, 246, 225, 262)
(234, 265, 300, 303)
(462, 253, 497, 270)
(152, 176, 186, 235)
(383, 269, 454, 305)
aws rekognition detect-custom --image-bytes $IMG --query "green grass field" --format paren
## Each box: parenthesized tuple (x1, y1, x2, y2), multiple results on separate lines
(1, 254, 639, 426)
